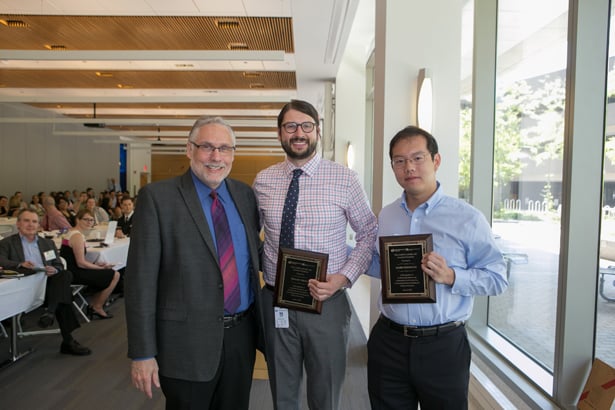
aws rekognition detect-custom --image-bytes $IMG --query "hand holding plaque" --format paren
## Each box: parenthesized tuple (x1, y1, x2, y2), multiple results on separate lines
(379, 234, 436, 303)
(275, 248, 329, 313)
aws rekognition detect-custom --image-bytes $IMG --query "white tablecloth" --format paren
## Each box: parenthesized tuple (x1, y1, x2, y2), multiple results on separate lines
(85, 238, 130, 270)
(0, 272, 47, 321)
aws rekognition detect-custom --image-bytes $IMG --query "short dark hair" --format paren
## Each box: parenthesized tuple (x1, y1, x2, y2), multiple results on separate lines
(277, 99, 319, 130)
(389, 125, 439, 160)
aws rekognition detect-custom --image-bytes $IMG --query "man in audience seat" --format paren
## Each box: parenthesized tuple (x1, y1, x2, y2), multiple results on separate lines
(0, 209, 91, 356)
(41, 196, 71, 231)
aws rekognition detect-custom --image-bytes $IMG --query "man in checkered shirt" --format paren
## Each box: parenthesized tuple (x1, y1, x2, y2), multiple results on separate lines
(253, 99, 377, 410)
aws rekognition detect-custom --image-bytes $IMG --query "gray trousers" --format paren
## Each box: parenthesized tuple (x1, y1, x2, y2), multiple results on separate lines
(261, 286, 351, 410)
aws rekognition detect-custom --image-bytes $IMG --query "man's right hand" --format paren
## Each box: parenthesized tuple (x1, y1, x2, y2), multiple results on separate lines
(131, 358, 160, 399)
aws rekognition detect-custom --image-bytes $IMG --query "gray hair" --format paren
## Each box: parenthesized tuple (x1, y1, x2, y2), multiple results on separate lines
(188, 116, 236, 145)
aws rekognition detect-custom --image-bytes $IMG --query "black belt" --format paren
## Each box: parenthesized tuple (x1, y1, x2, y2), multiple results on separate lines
(264, 284, 275, 291)
(379, 315, 464, 338)
(223, 306, 252, 329)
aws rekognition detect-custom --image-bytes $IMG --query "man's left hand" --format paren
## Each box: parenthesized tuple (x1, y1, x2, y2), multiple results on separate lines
(422, 251, 455, 286)
(308, 273, 349, 301)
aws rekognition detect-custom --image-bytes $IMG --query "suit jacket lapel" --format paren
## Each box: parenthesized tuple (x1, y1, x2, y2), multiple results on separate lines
(177, 171, 218, 260)
(10, 234, 26, 262)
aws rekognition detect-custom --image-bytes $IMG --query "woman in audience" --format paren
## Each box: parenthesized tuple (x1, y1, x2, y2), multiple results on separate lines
(29, 194, 45, 217)
(60, 209, 120, 319)
(57, 197, 76, 226)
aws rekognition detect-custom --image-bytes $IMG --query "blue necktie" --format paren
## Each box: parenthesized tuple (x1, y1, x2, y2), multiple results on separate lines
(279, 169, 303, 249)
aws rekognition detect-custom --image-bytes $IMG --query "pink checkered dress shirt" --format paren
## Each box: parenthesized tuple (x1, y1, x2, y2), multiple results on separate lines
(253, 153, 377, 286)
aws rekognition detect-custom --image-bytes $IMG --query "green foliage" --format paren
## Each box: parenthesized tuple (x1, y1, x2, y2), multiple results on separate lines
(458, 76, 566, 203)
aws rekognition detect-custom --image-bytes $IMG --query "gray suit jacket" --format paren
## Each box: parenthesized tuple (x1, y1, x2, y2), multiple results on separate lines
(124, 171, 263, 382)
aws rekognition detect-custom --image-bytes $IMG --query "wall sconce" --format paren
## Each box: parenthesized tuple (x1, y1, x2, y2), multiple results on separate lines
(346, 142, 355, 169)
(416, 68, 433, 133)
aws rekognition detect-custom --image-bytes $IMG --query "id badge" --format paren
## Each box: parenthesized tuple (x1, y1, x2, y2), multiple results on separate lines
(43, 250, 56, 262)
(274, 307, 289, 328)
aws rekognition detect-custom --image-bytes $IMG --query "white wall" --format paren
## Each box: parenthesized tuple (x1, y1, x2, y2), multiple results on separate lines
(0, 103, 120, 200)
(335, 0, 376, 338)
(375, 0, 462, 207)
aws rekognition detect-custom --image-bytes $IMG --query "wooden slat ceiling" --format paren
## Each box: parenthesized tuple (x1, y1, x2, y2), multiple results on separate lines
(0, 15, 295, 149)
(0, 15, 294, 51)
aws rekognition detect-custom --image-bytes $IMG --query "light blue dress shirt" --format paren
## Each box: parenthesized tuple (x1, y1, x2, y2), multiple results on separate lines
(367, 183, 508, 326)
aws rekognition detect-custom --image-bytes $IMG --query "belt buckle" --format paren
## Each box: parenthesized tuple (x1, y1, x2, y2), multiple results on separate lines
(403, 326, 419, 338)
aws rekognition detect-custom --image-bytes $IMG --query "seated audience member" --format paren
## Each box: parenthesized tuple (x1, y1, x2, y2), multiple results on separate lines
(60, 210, 120, 320)
(74, 191, 88, 212)
(115, 197, 134, 238)
(29, 194, 46, 217)
(41, 196, 72, 231)
(0, 209, 91, 355)
(110, 205, 122, 221)
(85, 197, 109, 225)
(8, 192, 26, 216)
(0, 196, 8, 217)
(57, 197, 76, 226)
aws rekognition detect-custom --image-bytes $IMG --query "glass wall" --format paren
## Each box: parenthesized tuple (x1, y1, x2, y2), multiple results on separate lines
(487, 0, 568, 372)
(596, 2, 615, 370)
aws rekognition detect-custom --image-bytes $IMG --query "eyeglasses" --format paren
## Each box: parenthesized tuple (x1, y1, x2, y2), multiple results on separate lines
(391, 153, 429, 169)
(281, 122, 317, 133)
(189, 141, 236, 155)
(81, 218, 95, 223)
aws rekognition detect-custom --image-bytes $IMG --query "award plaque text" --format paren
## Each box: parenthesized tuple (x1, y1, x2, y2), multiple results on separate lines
(275, 248, 329, 313)
(379, 234, 436, 303)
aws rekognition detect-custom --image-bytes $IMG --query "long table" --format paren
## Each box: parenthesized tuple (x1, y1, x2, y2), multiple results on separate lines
(85, 237, 130, 270)
(0, 272, 47, 368)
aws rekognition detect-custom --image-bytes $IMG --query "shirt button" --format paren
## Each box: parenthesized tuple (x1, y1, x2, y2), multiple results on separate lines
(218, 283, 223, 289)
(217, 316, 224, 322)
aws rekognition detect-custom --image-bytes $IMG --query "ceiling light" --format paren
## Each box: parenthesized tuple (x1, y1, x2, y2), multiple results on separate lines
(243, 72, 262, 78)
(249, 83, 265, 89)
(96, 72, 114, 78)
(44, 44, 66, 51)
(117, 84, 133, 89)
(216, 19, 240, 29)
(0, 19, 28, 28)
(228, 42, 249, 50)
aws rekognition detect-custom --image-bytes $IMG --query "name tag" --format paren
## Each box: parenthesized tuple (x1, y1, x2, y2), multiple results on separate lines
(43, 250, 56, 262)
(274, 307, 289, 328)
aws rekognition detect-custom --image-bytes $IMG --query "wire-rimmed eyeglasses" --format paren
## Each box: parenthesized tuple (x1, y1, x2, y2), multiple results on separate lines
(189, 141, 236, 155)
(391, 153, 428, 169)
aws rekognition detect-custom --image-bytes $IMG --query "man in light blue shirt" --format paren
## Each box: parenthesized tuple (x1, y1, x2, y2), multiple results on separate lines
(366, 126, 508, 409)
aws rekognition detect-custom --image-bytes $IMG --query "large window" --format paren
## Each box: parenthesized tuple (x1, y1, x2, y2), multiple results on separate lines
(487, 0, 568, 372)
(596, 2, 615, 370)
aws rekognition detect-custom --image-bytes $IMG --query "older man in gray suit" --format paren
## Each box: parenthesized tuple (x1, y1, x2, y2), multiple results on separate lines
(125, 116, 263, 409)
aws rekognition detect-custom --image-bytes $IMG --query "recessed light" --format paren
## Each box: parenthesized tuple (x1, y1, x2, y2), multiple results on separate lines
(243, 72, 262, 78)
(216, 19, 240, 29)
(249, 83, 265, 89)
(96, 72, 114, 78)
(228, 42, 248, 50)
(0, 19, 28, 28)
(44, 44, 66, 51)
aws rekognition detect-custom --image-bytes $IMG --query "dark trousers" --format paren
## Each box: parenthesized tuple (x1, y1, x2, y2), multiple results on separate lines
(367, 316, 471, 410)
(46, 270, 80, 341)
(159, 310, 257, 410)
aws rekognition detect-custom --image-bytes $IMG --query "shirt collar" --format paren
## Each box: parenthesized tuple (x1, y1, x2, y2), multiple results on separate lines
(399, 181, 443, 214)
(190, 170, 230, 201)
(19, 232, 38, 244)
(283, 152, 321, 177)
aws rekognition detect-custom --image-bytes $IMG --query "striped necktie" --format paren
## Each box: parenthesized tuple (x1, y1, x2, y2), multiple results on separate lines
(210, 190, 240, 314)
(279, 168, 303, 249)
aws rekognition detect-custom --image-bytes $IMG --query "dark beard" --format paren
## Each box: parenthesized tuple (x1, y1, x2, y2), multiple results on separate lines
(281, 137, 318, 160)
